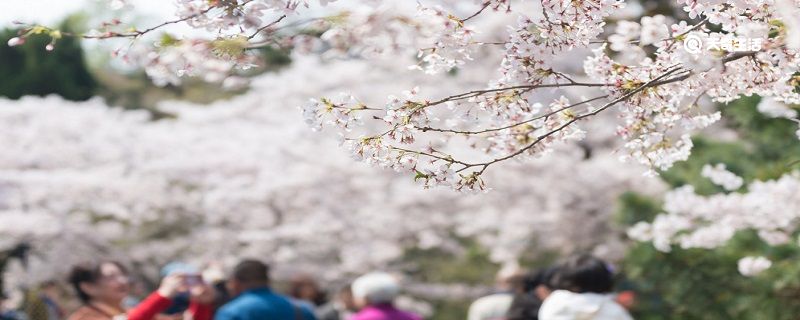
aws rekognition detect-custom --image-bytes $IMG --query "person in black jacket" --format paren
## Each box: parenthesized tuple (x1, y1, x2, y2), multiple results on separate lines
(505, 267, 558, 320)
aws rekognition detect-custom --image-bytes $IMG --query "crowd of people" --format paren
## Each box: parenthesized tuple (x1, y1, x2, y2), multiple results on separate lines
(1, 254, 633, 320)
(471, 254, 634, 320)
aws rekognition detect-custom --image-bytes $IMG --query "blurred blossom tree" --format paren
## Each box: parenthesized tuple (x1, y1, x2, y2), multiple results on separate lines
(0, 55, 659, 299)
(3, 0, 800, 302)
(8, 0, 797, 191)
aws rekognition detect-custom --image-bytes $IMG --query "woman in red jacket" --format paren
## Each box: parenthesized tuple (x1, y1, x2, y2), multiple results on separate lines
(67, 261, 213, 320)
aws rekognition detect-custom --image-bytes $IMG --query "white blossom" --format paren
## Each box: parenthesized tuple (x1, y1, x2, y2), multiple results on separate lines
(757, 97, 798, 119)
(701, 163, 744, 191)
(738, 256, 772, 276)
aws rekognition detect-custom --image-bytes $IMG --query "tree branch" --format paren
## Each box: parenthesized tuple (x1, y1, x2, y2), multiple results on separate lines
(248, 15, 288, 39)
(416, 94, 609, 135)
(465, 67, 685, 170)
(461, 3, 490, 22)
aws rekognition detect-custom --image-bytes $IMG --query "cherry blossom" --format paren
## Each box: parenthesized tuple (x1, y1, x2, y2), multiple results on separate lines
(738, 256, 772, 276)
(701, 163, 744, 191)
(757, 97, 798, 119)
(10, 0, 797, 190)
(0, 55, 662, 287)
(629, 170, 800, 272)
(6, 0, 800, 282)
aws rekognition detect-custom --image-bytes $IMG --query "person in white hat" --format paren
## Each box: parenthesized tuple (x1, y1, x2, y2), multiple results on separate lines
(350, 272, 421, 320)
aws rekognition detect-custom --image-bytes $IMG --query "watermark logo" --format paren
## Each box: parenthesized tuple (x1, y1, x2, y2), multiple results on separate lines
(683, 34, 763, 54)
(684, 34, 704, 54)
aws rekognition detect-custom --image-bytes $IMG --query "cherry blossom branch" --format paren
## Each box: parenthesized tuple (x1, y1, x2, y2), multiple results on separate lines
(447, 66, 686, 174)
(80, 6, 218, 39)
(248, 15, 288, 39)
(245, 14, 371, 49)
(416, 94, 609, 135)
(425, 82, 614, 107)
(591, 17, 709, 46)
(461, 3, 491, 22)
(722, 51, 758, 63)
(389, 146, 472, 167)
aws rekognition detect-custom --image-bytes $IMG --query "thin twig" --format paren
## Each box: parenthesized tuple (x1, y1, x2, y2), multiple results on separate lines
(248, 15, 288, 39)
(81, 6, 217, 39)
(452, 66, 685, 171)
(417, 94, 609, 135)
(462, 3, 490, 22)
(426, 82, 614, 107)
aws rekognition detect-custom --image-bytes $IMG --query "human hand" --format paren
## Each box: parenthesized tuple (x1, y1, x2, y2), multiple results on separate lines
(157, 274, 188, 298)
(189, 284, 216, 304)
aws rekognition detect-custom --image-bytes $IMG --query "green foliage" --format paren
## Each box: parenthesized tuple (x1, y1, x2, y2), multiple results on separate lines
(620, 96, 800, 319)
(0, 24, 96, 101)
(400, 240, 497, 320)
(402, 237, 561, 320)
(624, 233, 800, 320)
(428, 299, 470, 320)
(659, 96, 800, 194)
(259, 45, 292, 67)
(404, 239, 500, 285)
(615, 192, 662, 226)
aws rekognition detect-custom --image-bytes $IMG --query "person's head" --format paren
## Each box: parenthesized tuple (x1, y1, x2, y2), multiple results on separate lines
(288, 274, 326, 306)
(531, 266, 559, 300)
(351, 272, 399, 308)
(551, 254, 613, 294)
(226, 259, 269, 297)
(506, 270, 545, 320)
(68, 261, 130, 306)
(494, 263, 526, 292)
(336, 285, 357, 312)
(39, 280, 60, 299)
(505, 266, 560, 320)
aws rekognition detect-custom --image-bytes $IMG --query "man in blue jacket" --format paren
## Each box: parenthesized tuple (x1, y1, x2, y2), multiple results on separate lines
(215, 260, 317, 320)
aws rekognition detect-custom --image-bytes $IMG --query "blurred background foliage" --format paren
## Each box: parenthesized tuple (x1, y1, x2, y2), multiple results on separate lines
(3, 12, 800, 320)
(0, 14, 292, 116)
(618, 96, 800, 319)
(0, 21, 96, 101)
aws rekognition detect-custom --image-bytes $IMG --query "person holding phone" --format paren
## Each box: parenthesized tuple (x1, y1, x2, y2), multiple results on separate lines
(66, 260, 214, 320)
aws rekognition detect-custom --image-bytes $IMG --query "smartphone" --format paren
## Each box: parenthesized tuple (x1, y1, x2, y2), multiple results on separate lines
(184, 274, 203, 287)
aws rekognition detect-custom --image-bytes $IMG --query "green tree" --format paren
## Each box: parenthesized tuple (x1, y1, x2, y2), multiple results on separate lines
(618, 96, 800, 319)
(0, 23, 97, 101)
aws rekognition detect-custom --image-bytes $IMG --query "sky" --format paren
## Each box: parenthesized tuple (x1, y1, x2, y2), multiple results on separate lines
(0, 0, 172, 26)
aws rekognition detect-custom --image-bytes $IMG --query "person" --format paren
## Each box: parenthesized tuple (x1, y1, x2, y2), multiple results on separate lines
(38, 281, 63, 320)
(121, 279, 147, 310)
(158, 262, 199, 316)
(350, 272, 421, 320)
(288, 274, 327, 308)
(200, 263, 230, 311)
(538, 255, 633, 320)
(22, 286, 50, 320)
(316, 285, 357, 320)
(66, 260, 213, 320)
(214, 259, 316, 320)
(1, 291, 26, 320)
(467, 267, 526, 320)
(505, 267, 558, 320)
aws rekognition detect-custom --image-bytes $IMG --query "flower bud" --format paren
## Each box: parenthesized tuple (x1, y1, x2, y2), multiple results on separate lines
(7, 37, 24, 47)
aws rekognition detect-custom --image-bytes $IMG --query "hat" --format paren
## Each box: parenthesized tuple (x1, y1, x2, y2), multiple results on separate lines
(351, 272, 400, 304)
